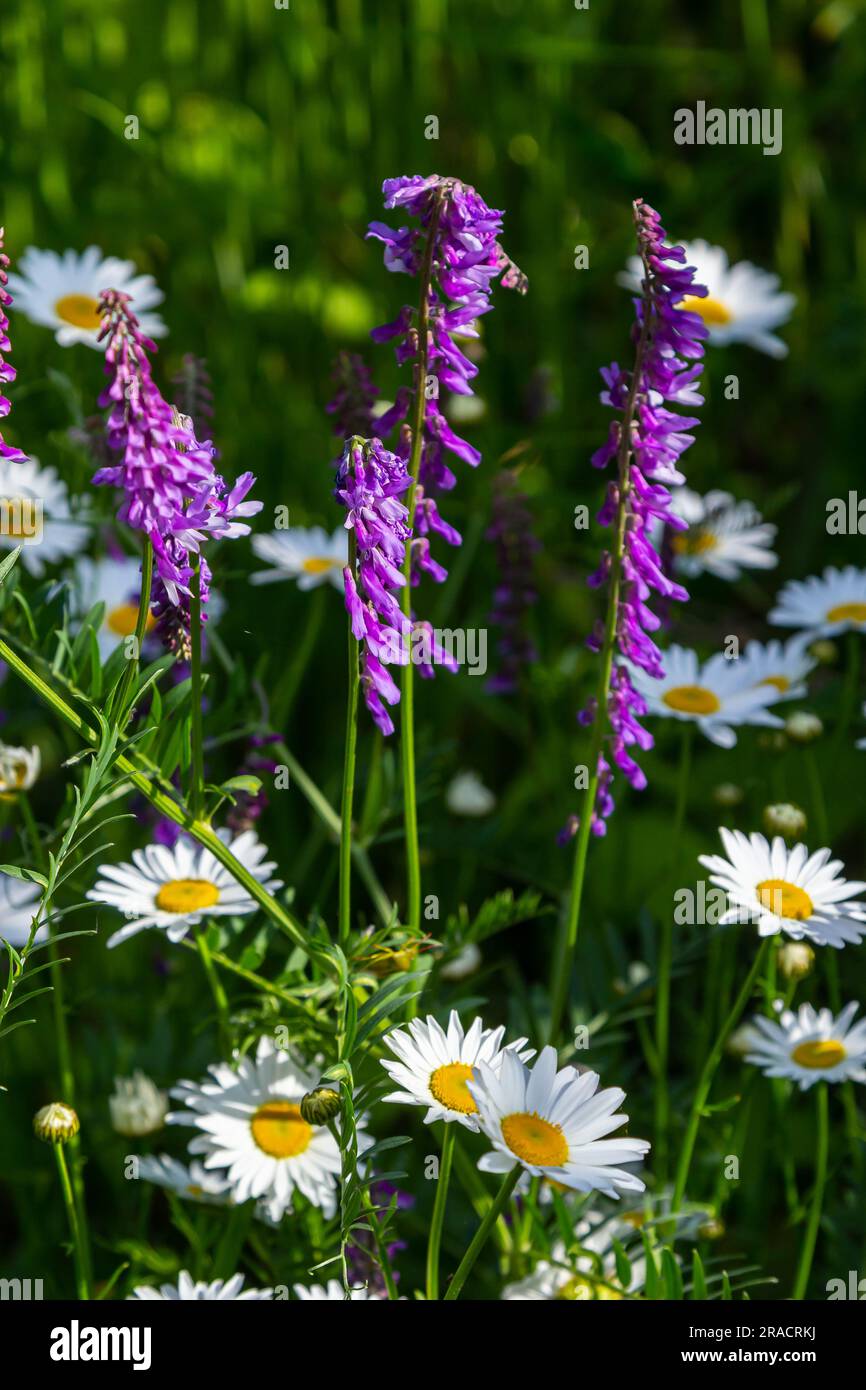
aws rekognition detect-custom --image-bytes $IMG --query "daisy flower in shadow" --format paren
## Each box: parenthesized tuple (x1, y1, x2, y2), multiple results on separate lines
(666, 488, 778, 581)
(738, 636, 817, 702)
(769, 565, 866, 640)
(250, 524, 347, 591)
(742, 1002, 866, 1089)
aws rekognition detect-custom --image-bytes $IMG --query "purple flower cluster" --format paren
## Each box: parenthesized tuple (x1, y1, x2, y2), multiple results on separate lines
(366, 175, 526, 603)
(0, 230, 27, 465)
(171, 353, 215, 442)
(94, 291, 261, 658)
(336, 436, 412, 735)
(486, 468, 540, 694)
(573, 199, 708, 837)
(326, 350, 378, 441)
(346, 1179, 413, 1296)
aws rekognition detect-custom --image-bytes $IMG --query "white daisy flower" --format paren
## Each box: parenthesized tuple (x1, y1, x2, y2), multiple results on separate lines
(737, 636, 817, 702)
(0, 869, 46, 947)
(74, 554, 154, 660)
(0, 742, 40, 795)
(666, 488, 777, 580)
(167, 1036, 365, 1222)
(0, 456, 89, 576)
(250, 525, 347, 591)
(742, 1002, 866, 1090)
(129, 1271, 273, 1301)
(503, 1208, 647, 1300)
(630, 645, 784, 748)
(109, 1071, 168, 1137)
(380, 1011, 534, 1131)
(134, 1153, 234, 1206)
(620, 238, 794, 357)
(698, 828, 866, 949)
(468, 1045, 650, 1198)
(8, 245, 166, 350)
(769, 565, 866, 640)
(445, 770, 496, 817)
(857, 702, 866, 751)
(293, 1280, 372, 1301)
(87, 828, 282, 948)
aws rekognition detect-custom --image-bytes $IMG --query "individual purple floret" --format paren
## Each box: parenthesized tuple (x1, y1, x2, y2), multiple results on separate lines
(336, 436, 413, 736)
(486, 468, 540, 694)
(0, 229, 27, 464)
(564, 200, 707, 839)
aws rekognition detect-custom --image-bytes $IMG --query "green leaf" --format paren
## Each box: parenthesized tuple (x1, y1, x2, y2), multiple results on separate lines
(0, 547, 21, 588)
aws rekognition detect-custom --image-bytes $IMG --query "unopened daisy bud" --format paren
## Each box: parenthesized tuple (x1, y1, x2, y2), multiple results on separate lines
(762, 802, 807, 840)
(698, 1217, 725, 1240)
(726, 1024, 755, 1058)
(109, 1071, 168, 1137)
(613, 960, 652, 999)
(34, 1102, 79, 1144)
(809, 639, 837, 665)
(712, 782, 744, 809)
(300, 1087, 341, 1126)
(785, 711, 823, 744)
(777, 941, 815, 982)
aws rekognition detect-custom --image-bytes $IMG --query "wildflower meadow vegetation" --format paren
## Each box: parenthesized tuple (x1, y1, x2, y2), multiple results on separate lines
(1, 0, 866, 1317)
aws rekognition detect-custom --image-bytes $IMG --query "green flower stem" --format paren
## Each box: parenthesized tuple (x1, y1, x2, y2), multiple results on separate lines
(176, 937, 334, 1029)
(53, 1141, 90, 1300)
(400, 191, 444, 936)
(451, 1143, 512, 1256)
(270, 585, 327, 729)
(654, 724, 694, 1182)
(442, 1165, 521, 1301)
(190, 554, 205, 820)
(111, 538, 153, 727)
(339, 535, 360, 947)
(671, 938, 770, 1212)
(547, 287, 652, 1046)
(426, 1121, 456, 1300)
(0, 634, 329, 971)
(358, 1185, 400, 1302)
(194, 926, 231, 1051)
(792, 1082, 829, 1299)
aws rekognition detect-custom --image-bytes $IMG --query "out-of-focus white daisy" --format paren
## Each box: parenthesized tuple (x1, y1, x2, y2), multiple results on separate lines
(8, 245, 166, 349)
(857, 702, 866, 751)
(0, 456, 89, 576)
(468, 1046, 650, 1198)
(168, 1036, 366, 1223)
(620, 238, 794, 357)
(87, 829, 282, 948)
(293, 1280, 372, 1301)
(0, 869, 46, 947)
(630, 645, 784, 748)
(134, 1153, 234, 1206)
(250, 525, 347, 591)
(699, 828, 866, 949)
(738, 637, 816, 702)
(666, 489, 777, 580)
(445, 770, 496, 817)
(129, 1271, 273, 1301)
(381, 1011, 533, 1132)
(74, 554, 155, 660)
(0, 742, 40, 796)
(742, 1002, 866, 1090)
(109, 1071, 168, 1137)
(769, 566, 866, 640)
(440, 941, 483, 981)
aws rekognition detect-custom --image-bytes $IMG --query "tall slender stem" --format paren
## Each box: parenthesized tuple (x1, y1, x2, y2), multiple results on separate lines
(671, 938, 769, 1211)
(54, 1143, 90, 1300)
(792, 1083, 829, 1299)
(194, 925, 231, 1051)
(190, 554, 205, 819)
(112, 538, 153, 726)
(400, 193, 444, 935)
(426, 1122, 456, 1300)
(442, 1166, 520, 1301)
(547, 299, 652, 1046)
(339, 536, 360, 946)
(654, 724, 693, 1182)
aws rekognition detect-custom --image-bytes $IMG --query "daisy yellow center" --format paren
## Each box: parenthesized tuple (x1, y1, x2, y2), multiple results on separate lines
(760, 675, 790, 692)
(676, 294, 732, 326)
(429, 1061, 477, 1115)
(250, 1101, 312, 1158)
(107, 602, 156, 637)
(756, 878, 813, 921)
(662, 684, 720, 715)
(302, 556, 336, 575)
(826, 602, 866, 625)
(54, 292, 103, 331)
(155, 878, 221, 914)
(790, 1039, 847, 1070)
(501, 1111, 569, 1168)
(671, 529, 717, 556)
(0, 496, 43, 541)
(557, 1276, 622, 1301)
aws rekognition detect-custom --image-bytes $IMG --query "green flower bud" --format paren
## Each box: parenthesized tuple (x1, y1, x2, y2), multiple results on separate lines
(299, 1087, 341, 1126)
(34, 1102, 80, 1144)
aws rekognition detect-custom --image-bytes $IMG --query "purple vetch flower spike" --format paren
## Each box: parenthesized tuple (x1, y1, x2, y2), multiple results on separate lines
(485, 467, 540, 695)
(366, 175, 526, 633)
(171, 353, 215, 442)
(336, 436, 414, 736)
(326, 351, 379, 440)
(0, 230, 28, 464)
(563, 199, 707, 839)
